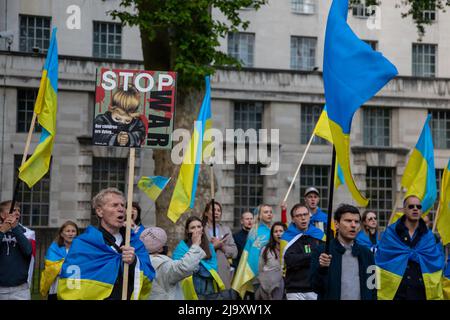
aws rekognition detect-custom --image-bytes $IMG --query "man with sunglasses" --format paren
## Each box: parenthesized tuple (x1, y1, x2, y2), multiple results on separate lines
(376, 195, 445, 300)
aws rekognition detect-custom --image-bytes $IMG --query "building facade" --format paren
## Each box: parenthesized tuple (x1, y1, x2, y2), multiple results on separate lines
(1, 0, 450, 238)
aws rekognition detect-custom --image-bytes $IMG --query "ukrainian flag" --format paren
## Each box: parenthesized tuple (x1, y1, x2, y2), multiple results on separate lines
(443, 258, 450, 300)
(436, 160, 450, 245)
(138, 176, 171, 202)
(168, 76, 212, 223)
(280, 223, 325, 271)
(40, 242, 66, 297)
(323, 0, 398, 206)
(172, 240, 225, 300)
(57, 226, 154, 300)
(375, 220, 444, 300)
(401, 114, 437, 214)
(231, 223, 270, 298)
(19, 27, 58, 188)
(313, 106, 344, 189)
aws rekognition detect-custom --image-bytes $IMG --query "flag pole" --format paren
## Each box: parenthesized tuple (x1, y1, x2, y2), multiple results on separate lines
(9, 113, 38, 214)
(283, 133, 315, 203)
(122, 147, 136, 300)
(432, 202, 440, 233)
(325, 146, 336, 254)
(210, 163, 216, 237)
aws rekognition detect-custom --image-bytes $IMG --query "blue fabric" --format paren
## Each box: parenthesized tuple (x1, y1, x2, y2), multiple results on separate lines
(355, 231, 380, 253)
(282, 223, 325, 243)
(173, 240, 218, 272)
(309, 207, 328, 230)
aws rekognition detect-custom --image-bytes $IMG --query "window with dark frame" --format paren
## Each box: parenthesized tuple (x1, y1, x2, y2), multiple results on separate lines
(363, 107, 391, 147)
(228, 32, 255, 67)
(291, 36, 317, 71)
(299, 165, 330, 210)
(14, 155, 51, 227)
(93, 21, 122, 59)
(291, 0, 316, 14)
(430, 110, 450, 149)
(17, 89, 41, 133)
(412, 43, 437, 77)
(365, 167, 395, 229)
(19, 15, 51, 53)
(301, 104, 328, 145)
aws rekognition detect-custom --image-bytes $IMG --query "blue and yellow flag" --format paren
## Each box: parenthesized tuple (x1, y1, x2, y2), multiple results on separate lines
(40, 242, 66, 297)
(401, 114, 437, 214)
(375, 220, 444, 300)
(443, 257, 450, 300)
(231, 223, 271, 298)
(19, 27, 58, 188)
(313, 106, 344, 189)
(280, 223, 325, 271)
(172, 240, 225, 300)
(355, 230, 380, 253)
(138, 176, 171, 202)
(436, 160, 450, 245)
(323, 0, 398, 206)
(167, 76, 212, 223)
(57, 226, 154, 300)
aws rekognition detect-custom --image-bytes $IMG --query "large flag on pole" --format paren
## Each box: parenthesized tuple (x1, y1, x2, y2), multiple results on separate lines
(138, 176, 171, 202)
(167, 76, 212, 222)
(436, 160, 450, 245)
(401, 114, 437, 214)
(19, 27, 58, 188)
(323, 0, 398, 206)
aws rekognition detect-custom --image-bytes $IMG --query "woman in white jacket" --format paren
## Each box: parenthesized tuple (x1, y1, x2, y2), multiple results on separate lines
(140, 226, 205, 300)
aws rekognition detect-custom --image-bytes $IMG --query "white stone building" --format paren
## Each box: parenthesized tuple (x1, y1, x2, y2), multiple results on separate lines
(1, 0, 450, 239)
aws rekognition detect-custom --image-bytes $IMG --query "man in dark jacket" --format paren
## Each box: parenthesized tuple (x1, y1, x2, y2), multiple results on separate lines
(232, 211, 253, 268)
(310, 204, 376, 300)
(0, 201, 33, 300)
(282, 203, 325, 300)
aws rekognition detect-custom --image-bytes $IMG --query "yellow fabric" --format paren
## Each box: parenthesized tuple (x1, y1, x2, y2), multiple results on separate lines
(231, 250, 256, 299)
(39, 259, 64, 297)
(436, 165, 450, 245)
(133, 270, 153, 300)
(401, 149, 427, 200)
(376, 266, 403, 300)
(180, 276, 198, 300)
(443, 277, 450, 300)
(57, 278, 114, 300)
(423, 271, 444, 300)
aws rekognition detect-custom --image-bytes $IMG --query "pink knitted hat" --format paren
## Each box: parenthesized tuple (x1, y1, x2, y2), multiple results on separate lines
(140, 226, 167, 254)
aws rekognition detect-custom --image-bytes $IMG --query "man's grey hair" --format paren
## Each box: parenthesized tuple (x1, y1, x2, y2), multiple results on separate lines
(92, 188, 125, 210)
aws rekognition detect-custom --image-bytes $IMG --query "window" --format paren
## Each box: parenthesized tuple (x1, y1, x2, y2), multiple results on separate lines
(291, 0, 315, 14)
(93, 21, 122, 59)
(352, 2, 374, 18)
(234, 164, 264, 227)
(422, 1, 436, 21)
(412, 43, 437, 77)
(291, 36, 317, 71)
(14, 155, 51, 226)
(364, 40, 378, 51)
(228, 32, 255, 67)
(299, 165, 330, 210)
(17, 89, 41, 133)
(19, 15, 51, 53)
(91, 157, 127, 197)
(365, 167, 395, 228)
(301, 104, 327, 145)
(430, 110, 450, 149)
(363, 107, 391, 147)
(234, 101, 263, 131)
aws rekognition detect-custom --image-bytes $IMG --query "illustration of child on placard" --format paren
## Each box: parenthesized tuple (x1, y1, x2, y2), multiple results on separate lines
(93, 85, 146, 147)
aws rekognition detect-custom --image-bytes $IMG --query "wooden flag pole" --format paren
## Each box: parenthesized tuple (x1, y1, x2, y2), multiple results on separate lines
(9, 113, 38, 214)
(283, 133, 315, 203)
(210, 163, 216, 237)
(325, 146, 336, 254)
(432, 202, 441, 233)
(122, 147, 136, 300)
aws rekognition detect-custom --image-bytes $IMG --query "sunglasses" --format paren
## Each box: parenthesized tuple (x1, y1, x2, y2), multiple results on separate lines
(407, 204, 422, 210)
(367, 217, 377, 221)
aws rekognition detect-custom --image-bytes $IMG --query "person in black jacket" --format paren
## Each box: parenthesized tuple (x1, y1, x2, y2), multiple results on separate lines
(310, 204, 376, 300)
(232, 211, 253, 268)
(283, 203, 325, 300)
(0, 201, 33, 300)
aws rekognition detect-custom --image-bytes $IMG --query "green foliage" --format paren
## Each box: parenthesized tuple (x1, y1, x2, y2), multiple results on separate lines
(111, 0, 266, 89)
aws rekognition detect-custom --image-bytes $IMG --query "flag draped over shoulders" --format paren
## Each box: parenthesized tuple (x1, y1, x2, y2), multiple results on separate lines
(167, 76, 212, 223)
(172, 240, 224, 300)
(231, 223, 271, 298)
(19, 27, 58, 188)
(40, 242, 66, 297)
(375, 221, 444, 300)
(57, 226, 154, 300)
(323, 0, 398, 206)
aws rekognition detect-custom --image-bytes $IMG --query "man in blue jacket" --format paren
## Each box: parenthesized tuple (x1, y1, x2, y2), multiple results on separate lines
(0, 200, 33, 300)
(310, 204, 376, 300)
